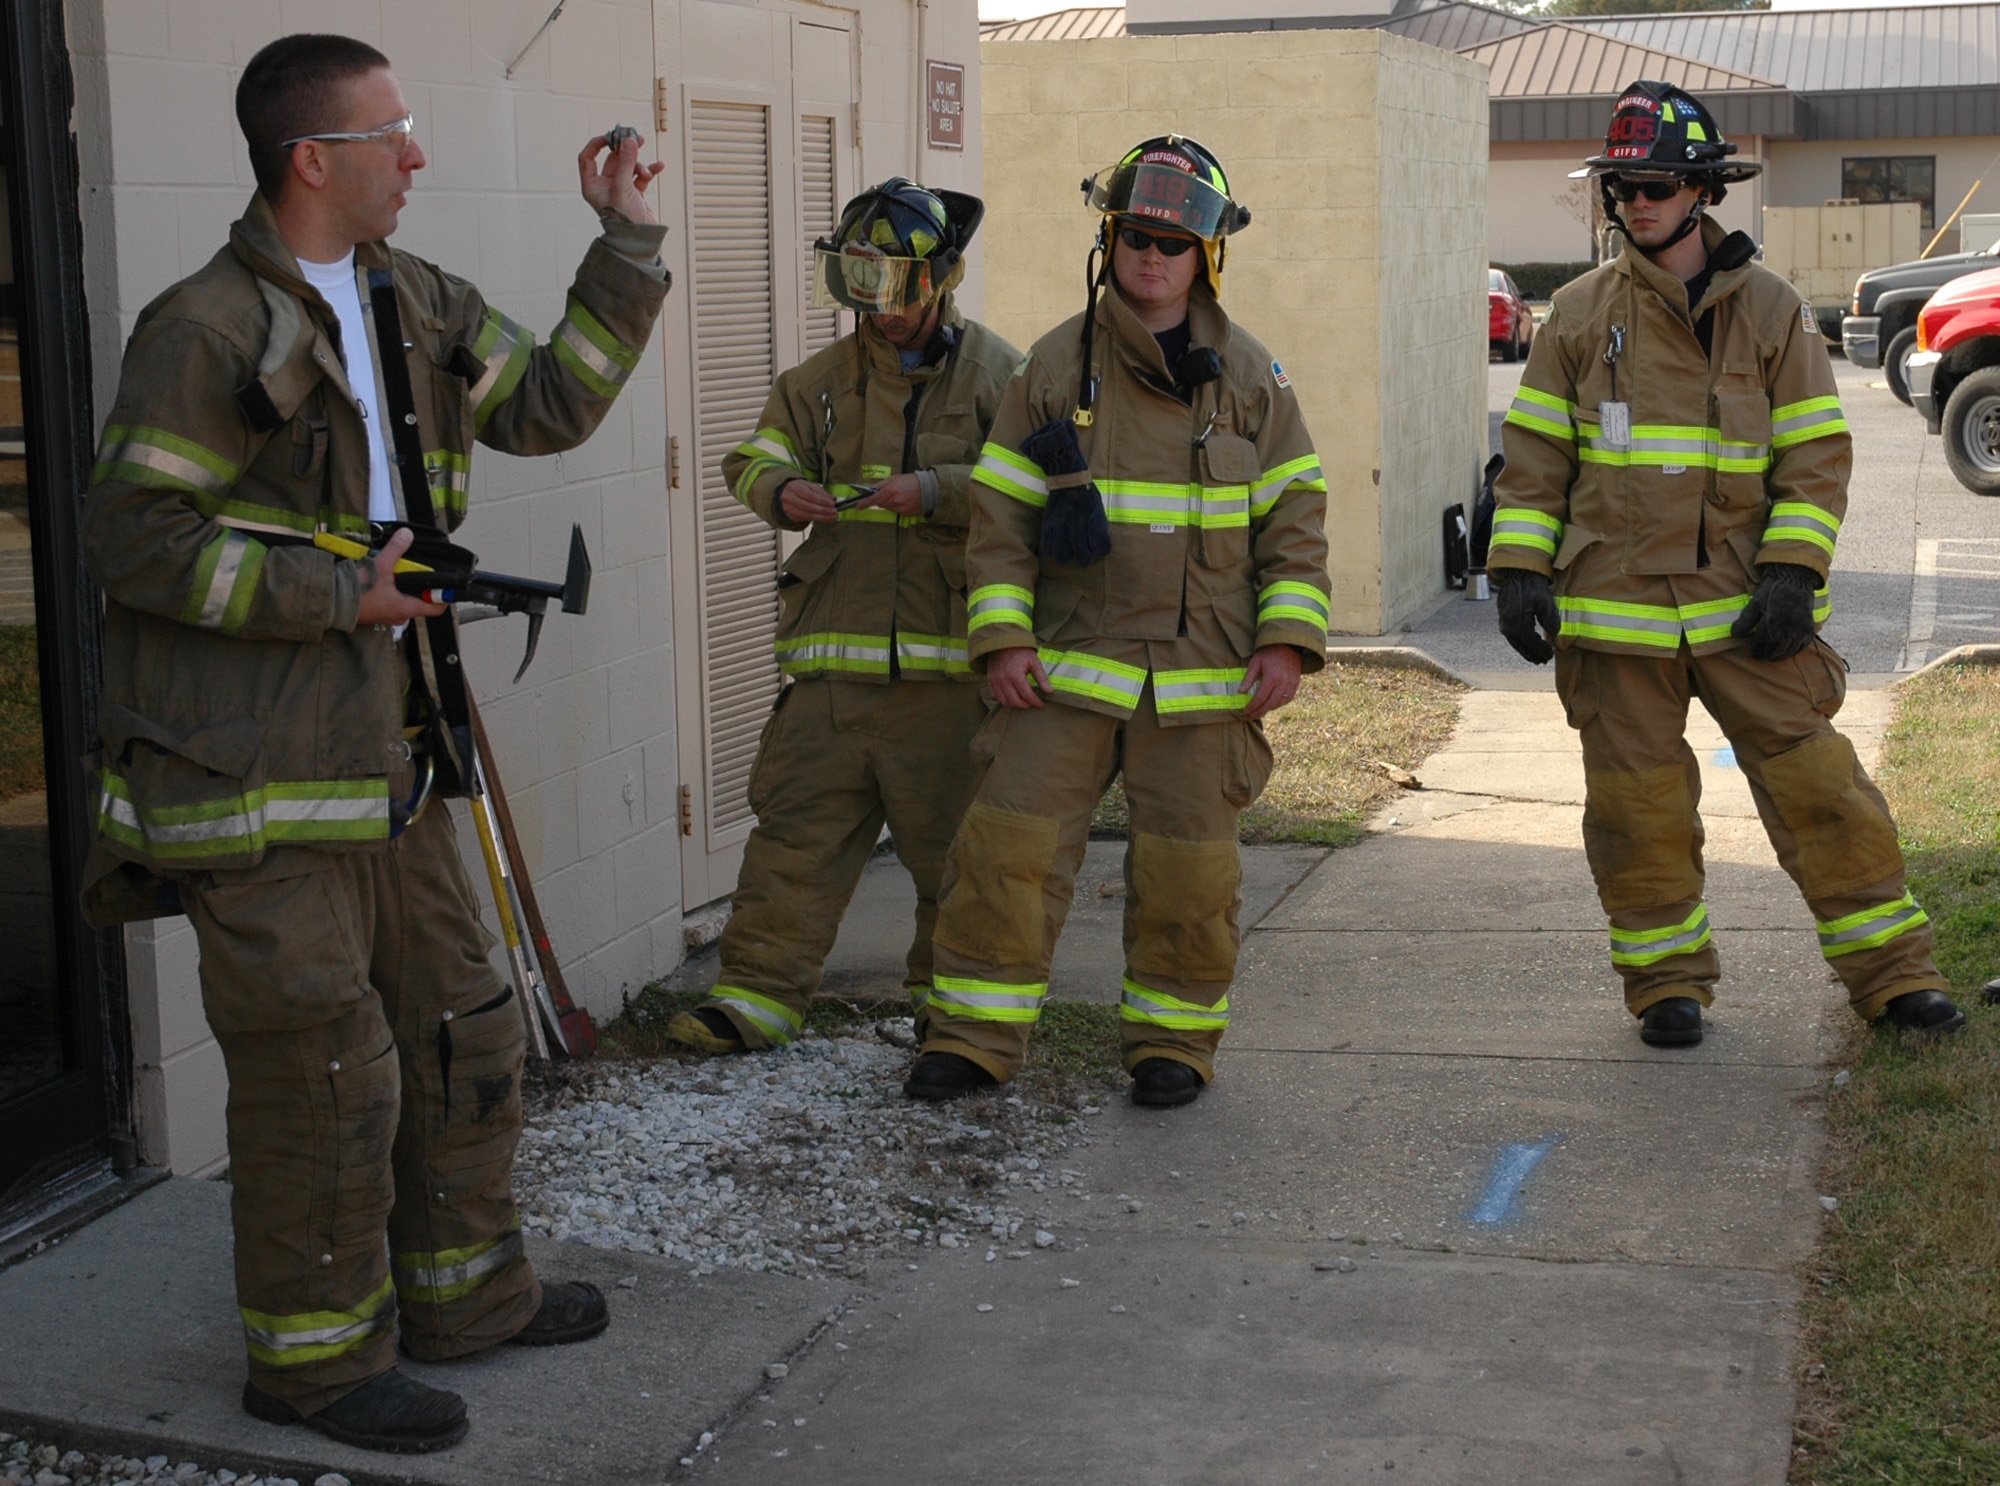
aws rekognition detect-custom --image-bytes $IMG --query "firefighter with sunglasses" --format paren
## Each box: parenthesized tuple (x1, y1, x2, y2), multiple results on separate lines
(903, 136, 1330, 1107)
(667, 180, 1020, 1057)
(1489, 81, 1964, 1045)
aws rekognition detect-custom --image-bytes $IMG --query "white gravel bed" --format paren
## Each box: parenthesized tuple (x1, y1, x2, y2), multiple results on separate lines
(516, 1021, 1104, 1278)
(0, 1433, 337, 1486)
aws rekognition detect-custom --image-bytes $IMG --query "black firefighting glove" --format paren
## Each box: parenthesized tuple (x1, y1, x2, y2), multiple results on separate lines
(1730, 562, 1819, 661)
(1023, 418, 1111, 569)
(1496, 569, 1560, 665)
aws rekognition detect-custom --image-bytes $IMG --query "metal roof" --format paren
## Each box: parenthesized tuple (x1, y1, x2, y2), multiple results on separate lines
(1568, 4, 2000, 93)
(1463, 21, 1787, 96)
(1377, 0, 1537, 52)
(980, 7, 1128, 41)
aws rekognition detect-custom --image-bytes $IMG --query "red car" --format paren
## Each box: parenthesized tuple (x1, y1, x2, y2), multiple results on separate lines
(1907, 264, 2000, 496)
(1489, 268, 1533, 363)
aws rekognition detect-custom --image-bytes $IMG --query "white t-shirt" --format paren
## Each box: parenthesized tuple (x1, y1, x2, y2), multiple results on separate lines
(296, 251, 400, 526)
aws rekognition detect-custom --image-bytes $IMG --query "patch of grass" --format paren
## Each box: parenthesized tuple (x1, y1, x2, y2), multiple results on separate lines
(1791, 665, 2000, 1484)
(0, 625, 45, 802)
(1092, 659, 1463, 845)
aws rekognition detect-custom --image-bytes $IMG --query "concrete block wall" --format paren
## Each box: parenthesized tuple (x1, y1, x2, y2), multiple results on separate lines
(1375, 36, 1488, 629)
(64, 0, 678, 1174)
(980, 29, 1487, 635)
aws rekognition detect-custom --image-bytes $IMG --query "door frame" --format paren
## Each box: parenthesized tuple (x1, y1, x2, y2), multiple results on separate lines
(0, 0, 134, 1206)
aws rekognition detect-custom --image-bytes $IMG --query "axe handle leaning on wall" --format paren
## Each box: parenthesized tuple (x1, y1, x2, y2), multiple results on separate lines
(467, 692, 598, 1057)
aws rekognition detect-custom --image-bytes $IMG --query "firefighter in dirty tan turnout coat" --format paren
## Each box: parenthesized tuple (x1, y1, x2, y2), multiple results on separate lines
(79, 36, 671, 1451)
(666, 180, 1019, 1057)
(906, 136, 1331, 1108)
(1490, 80, 1962, 1046)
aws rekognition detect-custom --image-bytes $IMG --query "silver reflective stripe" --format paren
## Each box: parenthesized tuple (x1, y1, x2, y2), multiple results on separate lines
(130, 792, 386, 847)
(1103, 491, 1190, 521)
(1041, 653, 1147, 705)
(554, 316, 629, 388)
(1154, 675, 1241, 704)
(1120, 982, 1229, 1029)
(1557, 600, 1681, 637)
(897, 638, 969, 667)
(197, 531, 252, 628)
(395, 1230, 524, 1297)
(241, 1308, 390, 1357)
(1819, 900, 1926, 952)
(931, 984, 1043, 1013)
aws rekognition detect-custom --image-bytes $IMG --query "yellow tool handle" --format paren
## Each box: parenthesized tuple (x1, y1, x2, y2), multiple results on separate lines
(311, 531, 434, 574)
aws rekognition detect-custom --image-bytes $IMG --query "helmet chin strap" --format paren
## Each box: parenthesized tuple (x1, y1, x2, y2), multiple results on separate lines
(1601, 178, 1711, 256)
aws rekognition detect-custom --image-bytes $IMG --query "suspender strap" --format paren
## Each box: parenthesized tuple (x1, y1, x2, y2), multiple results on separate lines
(368, 268, 473, 795)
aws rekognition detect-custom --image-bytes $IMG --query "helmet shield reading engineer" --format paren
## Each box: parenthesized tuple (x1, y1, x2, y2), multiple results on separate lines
(810, 176, 984, 313)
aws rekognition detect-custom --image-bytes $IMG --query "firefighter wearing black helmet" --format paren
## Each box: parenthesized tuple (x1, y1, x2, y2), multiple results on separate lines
(1489, 81, 1964, 1045)
(668, 180, 1020, 1057)
(902, 136, 1331, 1107)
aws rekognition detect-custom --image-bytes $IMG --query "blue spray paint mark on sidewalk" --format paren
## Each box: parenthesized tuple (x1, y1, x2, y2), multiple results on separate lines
(1468, 1135, 1561, 1227)
(1712, 746, 1737, 768)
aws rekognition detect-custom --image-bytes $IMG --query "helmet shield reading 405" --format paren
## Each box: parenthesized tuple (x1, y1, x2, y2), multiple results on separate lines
(810, 245, 939, 313)
(1086, 150, 1244, 241)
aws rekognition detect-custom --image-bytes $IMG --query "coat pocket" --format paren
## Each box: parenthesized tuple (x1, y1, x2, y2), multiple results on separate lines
(1715, 388, 1772, 509)
(1196, 433, 1259, 569)
(776, 533, 843, 634)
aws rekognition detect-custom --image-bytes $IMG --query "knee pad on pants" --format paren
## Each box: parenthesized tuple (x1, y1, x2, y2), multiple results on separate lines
(1582, 762, 1702, 912)
(1757, 733, 1904, 898)
(933, 802, 1060, 967)
(1126, 833, 1241, 984)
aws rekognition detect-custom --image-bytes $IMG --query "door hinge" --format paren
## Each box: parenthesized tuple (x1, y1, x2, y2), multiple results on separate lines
(656, 77, 672, 136)
(679, 783, 694, 837)
(669, 434, 682, 489)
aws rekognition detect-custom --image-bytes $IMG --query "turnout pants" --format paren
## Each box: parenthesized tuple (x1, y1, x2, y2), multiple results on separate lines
(923, 685, 1274, 1083)
(1555, 640, 1946, 1018)
(178, 805, 539, 1414)
(706, 678, 989, 1048)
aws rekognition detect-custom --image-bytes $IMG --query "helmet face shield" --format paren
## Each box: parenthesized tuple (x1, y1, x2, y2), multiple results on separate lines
(1087, 156, 1242, 241)
(810, 245, 939, 313)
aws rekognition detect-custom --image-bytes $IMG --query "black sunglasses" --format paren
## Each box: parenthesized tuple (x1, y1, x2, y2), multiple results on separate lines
(1607, 177, 1689, 204)
(1119, 226, 1199, 257)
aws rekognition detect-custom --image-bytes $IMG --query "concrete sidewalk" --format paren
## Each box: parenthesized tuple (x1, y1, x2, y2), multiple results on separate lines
(0, 685, 1873, 1483)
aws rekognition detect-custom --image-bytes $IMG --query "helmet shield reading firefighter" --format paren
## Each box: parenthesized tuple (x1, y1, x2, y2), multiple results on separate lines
(1570, 80, 1762, 253)
(811, 177, 983, 314)
(1083, 135, 1250, 297)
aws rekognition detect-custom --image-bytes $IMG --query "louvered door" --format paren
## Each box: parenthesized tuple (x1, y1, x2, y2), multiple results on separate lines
(687, 97, 782, 860)
(666, 5, 859, 910)
(798, 113, 844, 356)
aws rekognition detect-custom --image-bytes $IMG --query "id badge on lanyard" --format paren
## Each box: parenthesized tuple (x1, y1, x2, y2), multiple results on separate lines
(1599, 323, 1632, 453)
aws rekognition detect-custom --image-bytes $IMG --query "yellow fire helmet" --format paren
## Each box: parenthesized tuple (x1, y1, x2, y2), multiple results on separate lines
(810, 177, 984, 314)
(1083, 134, 1251, 296)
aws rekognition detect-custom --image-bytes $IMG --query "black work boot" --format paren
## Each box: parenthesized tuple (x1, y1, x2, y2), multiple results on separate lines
(1639, 996, 1703, 1047)
(1882, 989, 1966, 1035)
(511, 1280, 609, 1346)
(903, 1051, 996, 1101)
(243, 1368, 468, 1454)
(1983, 977, 2000, 1006)
(1130, 1057, 1204, 1108)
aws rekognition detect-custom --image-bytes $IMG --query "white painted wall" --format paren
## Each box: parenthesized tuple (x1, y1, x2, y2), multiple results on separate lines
(63, 0, 982, 1174)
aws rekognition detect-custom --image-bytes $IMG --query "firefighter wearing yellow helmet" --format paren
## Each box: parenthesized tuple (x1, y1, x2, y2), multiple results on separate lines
(667, 179, 1021, 1057)
(1489, 80, 1965, 1045)
(902, 136, 1332, 1107)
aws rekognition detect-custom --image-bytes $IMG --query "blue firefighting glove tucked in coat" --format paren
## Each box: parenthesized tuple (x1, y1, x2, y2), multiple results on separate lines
(1023, 417, 1112, 568)
(1730, 562, 1819, 661)
(1496, 568, 1560, 664)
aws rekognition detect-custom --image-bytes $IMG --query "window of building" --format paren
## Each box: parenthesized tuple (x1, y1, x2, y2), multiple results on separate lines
(1841, 156, 1936, 232)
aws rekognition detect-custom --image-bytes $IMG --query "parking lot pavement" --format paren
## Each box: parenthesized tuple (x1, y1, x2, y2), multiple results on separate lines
(1377, 354, 2000, 684)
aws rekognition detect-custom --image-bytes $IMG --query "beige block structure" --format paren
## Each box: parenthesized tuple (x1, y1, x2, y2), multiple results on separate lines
(979, 28, 1488, 636)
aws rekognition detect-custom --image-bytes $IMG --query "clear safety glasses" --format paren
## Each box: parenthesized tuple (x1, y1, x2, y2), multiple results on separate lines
(810, 245, 939, 313)
(282, 113, 417, 156)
